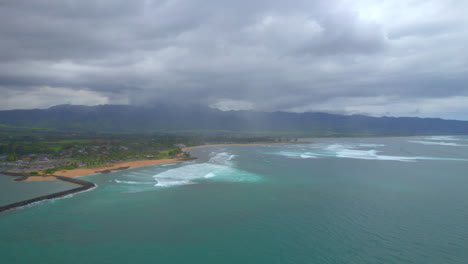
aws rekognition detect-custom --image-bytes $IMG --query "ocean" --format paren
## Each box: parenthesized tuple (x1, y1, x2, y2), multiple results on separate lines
(1, 136, 467, 263)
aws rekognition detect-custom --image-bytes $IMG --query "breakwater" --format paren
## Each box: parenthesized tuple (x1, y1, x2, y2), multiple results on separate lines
(0, 176, 96, 213)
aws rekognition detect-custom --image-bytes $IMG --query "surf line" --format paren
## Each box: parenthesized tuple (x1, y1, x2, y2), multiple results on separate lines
(0, 176, 96, 214)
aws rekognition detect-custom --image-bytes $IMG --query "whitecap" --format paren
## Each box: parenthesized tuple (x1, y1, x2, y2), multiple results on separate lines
(160, 163, 177, 167)
(153, 163, 261, 187)
(204, 172, 216, 178)
(300, 154, 317, 159)
(335, 149, 417, 162)
(155, 180, 194, 187)
(114, 180, 155, 185)
(276, 151, 305, 158)
(423, 136, 461, 141)
(409, 140, 468, 146)
(208, 152, 236, 165)
(152, 152, 260, 187)
(268, 143, 468, 162)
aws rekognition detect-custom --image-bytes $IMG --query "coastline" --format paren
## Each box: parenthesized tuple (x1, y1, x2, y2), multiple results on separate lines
(22, 142, 290, 181)
(0, 142, 290, 213)
(24, 158, 189, 181)
(10, 136, 460, 182)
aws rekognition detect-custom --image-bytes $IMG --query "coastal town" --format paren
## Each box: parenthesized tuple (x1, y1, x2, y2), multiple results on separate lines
(0, 133, 284, 178)
(0, 135, 191, 178)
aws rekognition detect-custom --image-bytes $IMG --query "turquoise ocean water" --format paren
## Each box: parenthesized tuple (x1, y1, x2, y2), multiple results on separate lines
(1, 136, 467, 263)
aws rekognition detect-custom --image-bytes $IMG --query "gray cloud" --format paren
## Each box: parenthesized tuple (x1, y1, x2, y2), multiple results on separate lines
(0, 0, 467, 119)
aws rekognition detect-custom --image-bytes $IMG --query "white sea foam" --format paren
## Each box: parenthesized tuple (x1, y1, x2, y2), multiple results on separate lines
(153, 163, 260, 187)
(324, 145, 418, 161)
(204, 172, 216, 178)
(300, 154, 317, 159)
(151, 152, 259, 187)
(423, 136, 461, 141)
(335, 149, 418, 161)
(208, 152, 236, 165)
(409, 140, 468, 146)
(277, 151, 305, 158)
(160, 163, 177, 167)
(114, 152, 241, 188)
(276, 151, 316, 159)
(48, 184, 98, 202)
(269, 143, 468, 162)
(114, 180, 155, 185)
(156, 179, 194, 187)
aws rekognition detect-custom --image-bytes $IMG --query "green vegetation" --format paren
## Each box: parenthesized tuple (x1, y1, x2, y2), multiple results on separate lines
(3, 104, 467, 136)
(42, 164, 78, 175)
(0, 131, 281, 173)
(49, 139, 94, 144)
(6, 153, 18, 161)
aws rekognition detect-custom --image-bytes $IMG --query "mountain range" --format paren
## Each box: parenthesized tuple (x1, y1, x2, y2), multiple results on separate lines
(0, 104, 467, 136)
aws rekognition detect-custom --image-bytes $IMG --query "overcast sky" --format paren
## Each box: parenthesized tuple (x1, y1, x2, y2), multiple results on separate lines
(0, 0, 467, 119)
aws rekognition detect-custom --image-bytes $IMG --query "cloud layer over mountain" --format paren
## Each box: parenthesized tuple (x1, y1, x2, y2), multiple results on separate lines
(1, 0, 467, 119)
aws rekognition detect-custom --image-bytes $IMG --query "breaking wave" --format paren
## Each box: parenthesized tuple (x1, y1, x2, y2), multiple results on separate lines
(114, 180, 155, 185)
(423, 136, 462, 141)
(160, 163, 177, 167)
(269, 143, 468, 162)
(409, 140, 468, 147)
(276, 151, 317, 159)
(152, 152, 260, 187)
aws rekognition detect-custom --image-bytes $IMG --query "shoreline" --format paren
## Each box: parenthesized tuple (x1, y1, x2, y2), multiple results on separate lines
(0, 142, 288, 213)
(6, 142, 291, 182)
(25, 157, 191, 181)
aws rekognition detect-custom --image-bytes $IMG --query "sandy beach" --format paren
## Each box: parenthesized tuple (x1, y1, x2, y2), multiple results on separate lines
(23, 158, 186, 181)
(55, 158, 186, 177)
(24, 176, 57, 181)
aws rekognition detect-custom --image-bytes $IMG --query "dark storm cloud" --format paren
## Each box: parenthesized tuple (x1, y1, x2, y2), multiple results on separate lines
(0, 0, 467, 119)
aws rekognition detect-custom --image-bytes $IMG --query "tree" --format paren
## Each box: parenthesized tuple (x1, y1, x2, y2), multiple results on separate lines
(6, 153, 17, 161)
